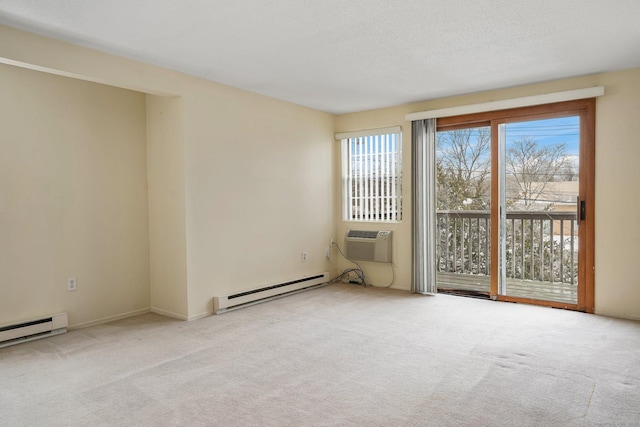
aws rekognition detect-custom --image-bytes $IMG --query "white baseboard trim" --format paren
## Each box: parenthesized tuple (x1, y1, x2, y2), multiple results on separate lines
(68, 307, 211, 329)
(187, 311, 212, 321)
(595, 310, 640, 322)
(150, 307, 189, 321)
(69, 308, 151, 330)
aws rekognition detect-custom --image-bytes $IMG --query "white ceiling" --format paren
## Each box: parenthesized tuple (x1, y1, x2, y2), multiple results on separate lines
(1, 0, 639, 114)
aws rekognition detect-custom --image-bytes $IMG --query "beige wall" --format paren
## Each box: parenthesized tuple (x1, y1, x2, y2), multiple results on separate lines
(0, 63, 150, 328)
(335, 68, 640, 320)
(146, 95, 188, 319)
(182, 90, 336, 319)
(0, 24, 336, 324)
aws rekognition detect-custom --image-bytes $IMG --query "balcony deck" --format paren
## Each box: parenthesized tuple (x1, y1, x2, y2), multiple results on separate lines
(437, 272, 577, 304)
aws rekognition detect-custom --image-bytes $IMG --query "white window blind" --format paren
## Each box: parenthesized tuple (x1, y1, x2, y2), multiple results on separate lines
(339, 128, 402, 222)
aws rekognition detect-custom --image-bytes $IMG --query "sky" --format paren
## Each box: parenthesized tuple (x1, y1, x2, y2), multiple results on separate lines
(505, 116, 580, 155)
(438, 115, 580, 158)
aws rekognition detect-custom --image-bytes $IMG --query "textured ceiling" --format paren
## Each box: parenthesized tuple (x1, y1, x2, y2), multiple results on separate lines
(1, 0, 639, 114)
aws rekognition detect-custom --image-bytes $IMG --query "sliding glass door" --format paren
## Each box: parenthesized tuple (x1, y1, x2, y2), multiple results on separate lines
(434, 100, 595, 311)
(435, 125, 492, 297)
(498, 116, 580, 305)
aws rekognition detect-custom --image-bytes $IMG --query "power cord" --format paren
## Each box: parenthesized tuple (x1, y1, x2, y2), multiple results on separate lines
(329, 241, 396, 288)
(329, 242, 367, 287)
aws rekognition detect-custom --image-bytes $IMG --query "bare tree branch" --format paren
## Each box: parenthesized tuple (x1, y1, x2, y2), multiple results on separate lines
(505, 137, 569, 209)
(436, 128, 491, 210)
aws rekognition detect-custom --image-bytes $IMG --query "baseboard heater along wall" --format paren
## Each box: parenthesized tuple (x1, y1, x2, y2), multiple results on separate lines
(0, 313, 68, 349)
(213, 272, 329, 314)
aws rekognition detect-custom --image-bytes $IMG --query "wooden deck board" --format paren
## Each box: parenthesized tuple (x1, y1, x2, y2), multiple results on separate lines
(436, 272, 577, 304)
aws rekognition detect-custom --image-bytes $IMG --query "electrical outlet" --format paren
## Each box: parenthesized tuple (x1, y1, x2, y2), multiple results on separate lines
(326, 247, 331, 258)
(301, 251, 307, 262)
(330, 238, 334, 247)
(67, 277, 77, 292)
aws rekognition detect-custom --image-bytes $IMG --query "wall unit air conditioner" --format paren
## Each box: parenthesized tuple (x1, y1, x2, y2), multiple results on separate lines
(345, 230, 392, 263)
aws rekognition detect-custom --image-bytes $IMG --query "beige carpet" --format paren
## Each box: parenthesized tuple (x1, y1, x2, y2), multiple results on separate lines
(1, 283, 639, 426)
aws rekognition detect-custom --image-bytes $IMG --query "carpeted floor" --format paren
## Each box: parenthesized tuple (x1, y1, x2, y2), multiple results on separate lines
(1, 283, 639, 426)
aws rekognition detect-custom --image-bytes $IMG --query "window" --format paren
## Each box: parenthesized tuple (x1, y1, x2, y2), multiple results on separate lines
(339, 127, 402, 222)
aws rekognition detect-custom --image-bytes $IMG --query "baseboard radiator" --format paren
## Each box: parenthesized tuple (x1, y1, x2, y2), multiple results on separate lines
(0, 313, 68, 349)
(213, 272, 329, 314)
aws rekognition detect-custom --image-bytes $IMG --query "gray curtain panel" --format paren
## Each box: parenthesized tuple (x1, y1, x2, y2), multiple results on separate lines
(411, 119, 437, 294)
